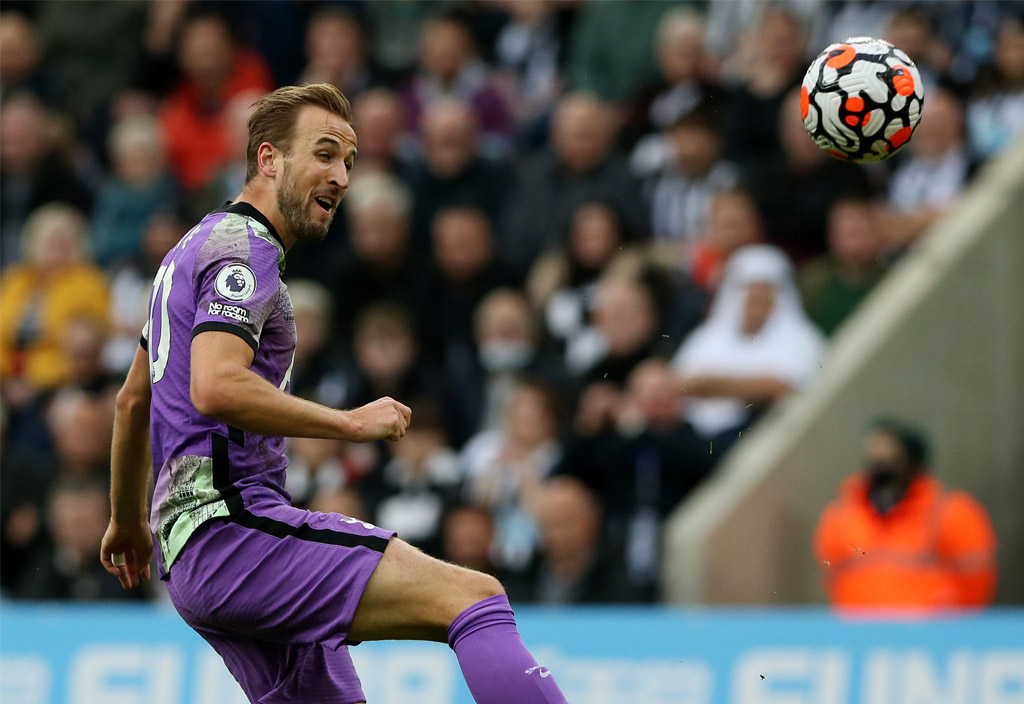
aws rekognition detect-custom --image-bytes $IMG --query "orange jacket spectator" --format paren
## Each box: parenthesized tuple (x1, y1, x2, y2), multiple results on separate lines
(159, 13, 273, 192)
(815, 422, 997, 612)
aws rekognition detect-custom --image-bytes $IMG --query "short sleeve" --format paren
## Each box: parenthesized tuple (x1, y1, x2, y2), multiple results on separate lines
(191, 233, 281, 353)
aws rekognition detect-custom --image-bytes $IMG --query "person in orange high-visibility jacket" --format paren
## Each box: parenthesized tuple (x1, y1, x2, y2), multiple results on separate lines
(814, 419, 997, 611)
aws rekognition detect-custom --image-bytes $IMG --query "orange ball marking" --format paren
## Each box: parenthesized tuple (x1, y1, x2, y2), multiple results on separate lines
(844, 115, 860, 126)
(845, 96, 865, 112)
(890, 126, 913, 148)
(893, 66, 915, 96)
(826, 45, 856, 69)
(800, 86, 809, 119)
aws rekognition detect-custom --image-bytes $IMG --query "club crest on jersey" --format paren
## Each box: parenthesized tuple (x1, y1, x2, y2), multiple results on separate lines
(215, 264, 257, 301)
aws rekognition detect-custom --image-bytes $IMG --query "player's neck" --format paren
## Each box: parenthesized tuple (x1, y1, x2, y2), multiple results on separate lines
(233, 184, 296, 251)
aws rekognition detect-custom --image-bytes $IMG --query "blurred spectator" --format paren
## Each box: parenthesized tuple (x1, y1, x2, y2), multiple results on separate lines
(286, 437, 362, 511)
(0, 11, 66, 108)
(91, 115, 177, 266)
(299, 9, 390, 99)
(63, 317, 119, 398)
(15, 476, 148, 601)
(0, 94, 93, 264)
(333, 172, 429, 345)
(560, 359, 711, 597)
(493, 0, 568, 138)
(409, 99, 510, 247)
(0, 204, 110, 393)
(745, 88, 871, 260)
(400, 9, 513, 146)
(103, 209, 183, 375)
(443, 504, 501, 575)
(190, 90, 262, 223)
(800, 195, 888, 336)
(351, 88, 416, 178)
(689, 188, 766, 292)
(630, 108, 740, 247)
(159, 10, 273, 192)
(626, 7, 718, 144)
(501, 92, 646, 277)
(508, 476, 642, 604)
(566, 274, 668, 386)
(966, 16, 1024, 159)
(567, 1, 670, 103)
(47, 389, 115, 479)
(308, 485, 371, 523)
(721, 8, 807, 169)
(359, 400, 462, 557)
(286, 279, 347, 409)
(673, 245, 824, 449)
(461, 380, 562, 571)
(882, 90, 973, 249)
(423, 206, 508, 363)
(815, 419, 997, 611)
(885, 7, 952, 94)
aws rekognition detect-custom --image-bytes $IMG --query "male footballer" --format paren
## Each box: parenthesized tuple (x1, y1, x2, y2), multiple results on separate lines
(100, 83, 568, 704)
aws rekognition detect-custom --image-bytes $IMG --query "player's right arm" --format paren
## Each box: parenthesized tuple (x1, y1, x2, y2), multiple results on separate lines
(190, 330, 410, 442)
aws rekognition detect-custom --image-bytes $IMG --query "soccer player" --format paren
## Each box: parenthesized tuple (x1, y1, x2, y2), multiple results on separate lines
(100, 84, 569, 704)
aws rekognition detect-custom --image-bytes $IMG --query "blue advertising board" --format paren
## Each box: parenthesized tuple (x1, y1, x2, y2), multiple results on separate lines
(2, 604, 1022, 704)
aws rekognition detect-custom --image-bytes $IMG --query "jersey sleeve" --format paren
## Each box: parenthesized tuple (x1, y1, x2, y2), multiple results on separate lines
(191, 229, 282, 353)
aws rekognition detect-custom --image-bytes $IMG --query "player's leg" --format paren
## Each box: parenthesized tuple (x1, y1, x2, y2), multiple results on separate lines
(349, 537, 570, 703)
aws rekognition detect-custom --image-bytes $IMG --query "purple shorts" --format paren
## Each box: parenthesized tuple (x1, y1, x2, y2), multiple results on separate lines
(165, 496, 396, 704)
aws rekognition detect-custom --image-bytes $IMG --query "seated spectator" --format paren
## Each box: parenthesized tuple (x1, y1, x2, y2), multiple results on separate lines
(630, 107, 740, 247)
(461, 380, 563, 571)
(409, 99, 510, 248)
(815, 419, 997, 612)
(500, 92, 647, 277)
(286, 279, 347, 409)
(720, 8, 807, 169)
(442, 503, 501, 576)
(882, 89, 973, 249)
(560, 359, 711, 596)
(884, 7, 950, 95)
(966, 16, 1024, 160)
(332, 172, 430, 346)
(688, 188, 765, 292)
(47, 390, 115, 479)
(626, 7, 718, 145)
(63, 317, 119, 399)
(800, 195, 888, 336)
(299, 8, 390, 100)
(0, 204, 110, 394)
(422, 206, 508, 363)
(308, 486, 371, 524)
(673, 245, 825, 448)
(159, 9, 273, 192)
(91, 114, 177, 266)
(0, 94, 93, 264)
(506, 476, 643, 604)
(287, 437, 380, 512)
(359, 400, 462, 557)
(399, 9, 512, 146)
(351, 88, 416, 178)
(15, 477, 148, 601)
(744, 88, 871, 261)
(0, 11, 66, 109)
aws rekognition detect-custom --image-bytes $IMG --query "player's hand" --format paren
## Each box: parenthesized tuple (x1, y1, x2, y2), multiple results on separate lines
(100, 519, 154, 589)
(345, 397, 412, 442)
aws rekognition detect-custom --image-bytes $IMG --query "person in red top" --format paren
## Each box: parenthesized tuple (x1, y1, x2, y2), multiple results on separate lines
(159, 10, 273, 192)
(814, 419, 997, 612)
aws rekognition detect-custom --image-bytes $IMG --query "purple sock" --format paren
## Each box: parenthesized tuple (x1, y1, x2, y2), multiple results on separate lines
(446, 594, 569, 704)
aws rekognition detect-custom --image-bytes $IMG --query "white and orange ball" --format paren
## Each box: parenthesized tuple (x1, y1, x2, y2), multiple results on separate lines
(801, 36, 924, 163)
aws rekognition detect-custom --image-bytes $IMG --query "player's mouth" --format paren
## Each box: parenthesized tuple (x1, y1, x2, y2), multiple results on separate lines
(313, 195, 337, 213)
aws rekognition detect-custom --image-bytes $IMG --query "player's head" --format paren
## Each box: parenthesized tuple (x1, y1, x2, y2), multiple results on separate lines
(245, 83, 355, 244)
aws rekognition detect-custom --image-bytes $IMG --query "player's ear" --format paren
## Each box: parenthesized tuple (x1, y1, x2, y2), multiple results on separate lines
(256, 142, 278, 178)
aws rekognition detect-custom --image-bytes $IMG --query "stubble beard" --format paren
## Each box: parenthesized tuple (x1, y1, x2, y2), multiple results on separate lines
(277, 162, 333, 244)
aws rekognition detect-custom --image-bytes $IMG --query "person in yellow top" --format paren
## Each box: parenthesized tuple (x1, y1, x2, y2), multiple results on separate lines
(0, 203, 111, 393)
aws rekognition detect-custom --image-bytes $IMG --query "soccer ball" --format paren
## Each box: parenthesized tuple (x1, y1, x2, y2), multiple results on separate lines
(800, 37, 924, 163)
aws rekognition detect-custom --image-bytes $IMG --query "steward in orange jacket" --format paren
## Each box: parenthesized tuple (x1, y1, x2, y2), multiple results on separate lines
(814, 420, 997, 611)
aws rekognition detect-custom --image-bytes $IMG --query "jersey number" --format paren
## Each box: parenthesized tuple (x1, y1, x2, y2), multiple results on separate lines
(148, 261, 176, 383)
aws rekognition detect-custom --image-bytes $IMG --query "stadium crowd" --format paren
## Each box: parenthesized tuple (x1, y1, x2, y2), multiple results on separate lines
(1, 0, 1022, 605)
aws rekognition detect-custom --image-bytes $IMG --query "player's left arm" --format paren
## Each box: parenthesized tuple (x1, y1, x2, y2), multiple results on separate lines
(100, 344, 154, 589)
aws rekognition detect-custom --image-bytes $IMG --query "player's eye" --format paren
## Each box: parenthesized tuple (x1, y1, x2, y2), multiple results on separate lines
(318, 152, 331, 161)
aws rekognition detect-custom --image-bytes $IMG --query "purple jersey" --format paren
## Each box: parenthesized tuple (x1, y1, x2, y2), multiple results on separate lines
(144, 202, 295, 573)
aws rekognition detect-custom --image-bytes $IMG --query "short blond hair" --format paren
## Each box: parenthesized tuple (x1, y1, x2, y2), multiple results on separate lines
(245, 83, 352, 182)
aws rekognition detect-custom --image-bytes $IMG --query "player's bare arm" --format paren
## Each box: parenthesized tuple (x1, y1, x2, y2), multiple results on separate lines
(190, 329, 410, 442)
(100, 344, 154, 589)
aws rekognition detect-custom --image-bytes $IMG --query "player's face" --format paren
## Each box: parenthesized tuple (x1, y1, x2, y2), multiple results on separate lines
(276, 105, 357, 244)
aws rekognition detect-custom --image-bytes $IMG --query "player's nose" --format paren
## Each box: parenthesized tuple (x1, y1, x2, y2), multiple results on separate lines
(328, 162, 349, 190)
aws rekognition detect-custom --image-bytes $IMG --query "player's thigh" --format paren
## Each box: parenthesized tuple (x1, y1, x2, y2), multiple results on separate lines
(348, 537, 504, 643)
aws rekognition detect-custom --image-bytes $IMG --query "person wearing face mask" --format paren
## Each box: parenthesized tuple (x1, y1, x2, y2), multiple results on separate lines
(814, 419, 997, 613)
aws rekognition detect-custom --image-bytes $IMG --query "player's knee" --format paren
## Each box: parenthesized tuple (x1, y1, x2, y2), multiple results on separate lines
(468, 570, 505, 602)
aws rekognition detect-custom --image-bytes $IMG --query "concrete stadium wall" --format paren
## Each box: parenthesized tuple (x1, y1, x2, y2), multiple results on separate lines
(662, 135, 1024, 606)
